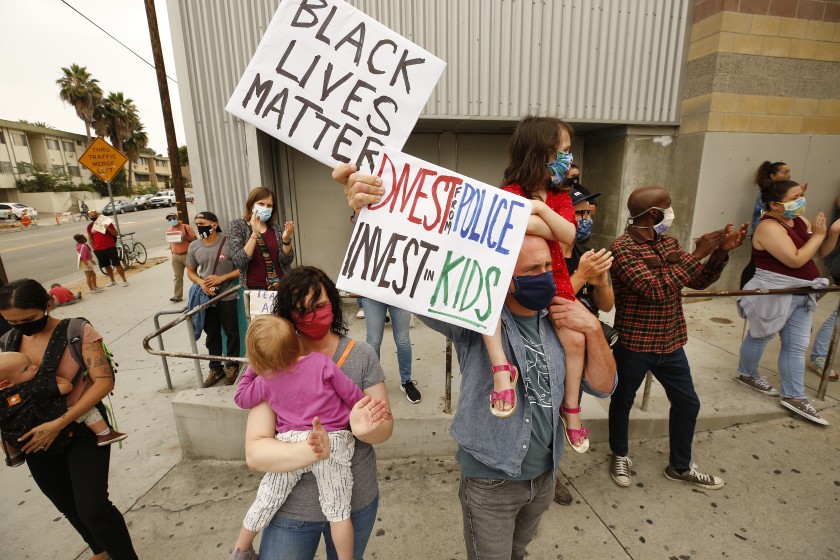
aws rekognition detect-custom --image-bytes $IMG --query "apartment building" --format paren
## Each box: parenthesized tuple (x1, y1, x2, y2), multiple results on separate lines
(131, 154, 172, 189)
(0, 119, 92, 191)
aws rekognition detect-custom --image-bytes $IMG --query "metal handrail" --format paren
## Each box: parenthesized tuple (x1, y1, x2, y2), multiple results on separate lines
(143, 284, 248, 388)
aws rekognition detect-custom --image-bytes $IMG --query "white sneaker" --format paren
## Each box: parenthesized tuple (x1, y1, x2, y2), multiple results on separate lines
(356, 309, 365, 319)
(106, 282, 116, 287)
(122, 282, 129, 287)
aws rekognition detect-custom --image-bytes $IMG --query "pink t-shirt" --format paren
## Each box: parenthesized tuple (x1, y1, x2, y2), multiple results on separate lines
(76, 242, 94, 265)
(234, 352, 365, 433)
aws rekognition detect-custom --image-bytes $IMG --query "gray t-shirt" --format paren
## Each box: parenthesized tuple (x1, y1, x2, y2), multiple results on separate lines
(457, 312, 554, 480)
(277, 336, 386, 521)
(186, 236, 238, 301)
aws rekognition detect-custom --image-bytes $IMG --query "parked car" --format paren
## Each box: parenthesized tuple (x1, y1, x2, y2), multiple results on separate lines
(131, 194, 152, 210)
(0, 203, 38, 220)
(149, 190, 176, 208)
(103, 200, 138, 215)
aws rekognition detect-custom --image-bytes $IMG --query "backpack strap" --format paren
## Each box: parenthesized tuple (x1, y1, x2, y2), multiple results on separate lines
(0, 326, 21, 353)
(335, 339, 356, 369)
(41, 319, 72, 376)
(66, 317, 89, 374)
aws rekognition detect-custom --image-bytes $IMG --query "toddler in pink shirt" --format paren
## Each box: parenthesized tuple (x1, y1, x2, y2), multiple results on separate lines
(231, 315, 364, 560)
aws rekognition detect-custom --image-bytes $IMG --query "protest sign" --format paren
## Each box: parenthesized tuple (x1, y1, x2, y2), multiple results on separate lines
(246, 290, 277, 321)
(336, 150, 532, 335)
(91, 214, 113, 234)
(225, 0, 445, 172)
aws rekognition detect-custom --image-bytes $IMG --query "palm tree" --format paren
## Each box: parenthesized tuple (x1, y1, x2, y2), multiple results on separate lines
(56, 64, 103, 146)
(123, 123, 149, 194)
(93, 92, 139, 152)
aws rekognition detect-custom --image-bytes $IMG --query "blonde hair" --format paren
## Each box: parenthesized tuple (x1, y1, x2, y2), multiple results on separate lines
(246, 315, 301, 375)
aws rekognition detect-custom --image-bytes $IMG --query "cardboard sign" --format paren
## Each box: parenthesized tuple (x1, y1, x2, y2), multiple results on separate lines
(166, 232, 183, 243)
(336, 150, 532, 335)
(91, 214, 113, 234)
(246, 290, 277, 320)
(225, 0, 445, 172)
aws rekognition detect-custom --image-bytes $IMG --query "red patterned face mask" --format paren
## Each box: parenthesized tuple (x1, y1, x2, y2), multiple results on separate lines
(291, 305, 334, 340)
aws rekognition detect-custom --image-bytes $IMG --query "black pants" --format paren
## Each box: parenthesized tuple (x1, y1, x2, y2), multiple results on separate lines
(25, 425, 138, 559)
(204, 298, 240, 369)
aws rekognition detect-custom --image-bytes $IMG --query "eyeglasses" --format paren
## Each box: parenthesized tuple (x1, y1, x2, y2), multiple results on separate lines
(575, 209, 592, 217)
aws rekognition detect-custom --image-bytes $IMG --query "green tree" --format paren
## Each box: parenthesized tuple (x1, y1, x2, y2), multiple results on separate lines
(92, 92, 139, 152)
(17, 169, 77, 193)
(178, 145, 189, 165)
(123, 123, 149, 193)
(56, 64, 103, 146)
(90, 168, 128, 197)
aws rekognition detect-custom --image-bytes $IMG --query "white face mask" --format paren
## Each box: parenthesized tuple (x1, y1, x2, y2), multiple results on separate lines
(652, 207, 675, 234)
(629, 206, 675, 235)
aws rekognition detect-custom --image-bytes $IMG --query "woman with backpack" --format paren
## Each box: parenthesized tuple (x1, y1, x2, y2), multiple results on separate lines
(0, 279, 137, 560)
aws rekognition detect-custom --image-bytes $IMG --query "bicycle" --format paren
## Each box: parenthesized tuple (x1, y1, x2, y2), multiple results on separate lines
(99, 231, 147, 274)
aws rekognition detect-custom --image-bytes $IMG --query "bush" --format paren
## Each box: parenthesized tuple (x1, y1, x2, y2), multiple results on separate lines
(17, 170, 77, 193)
(90, 168, 128, 197)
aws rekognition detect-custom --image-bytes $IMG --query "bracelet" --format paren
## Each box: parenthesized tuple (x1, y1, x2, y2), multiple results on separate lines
(250, 234, 259, 240)
(282, 239, 291, 246)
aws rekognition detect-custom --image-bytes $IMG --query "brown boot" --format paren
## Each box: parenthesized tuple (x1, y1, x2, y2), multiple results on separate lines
(203, 366, 225, 388)
(553, 478, 572, 506)
(224, 364, 240, 386)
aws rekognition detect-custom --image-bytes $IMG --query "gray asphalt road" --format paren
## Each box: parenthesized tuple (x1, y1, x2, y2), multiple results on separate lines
(0, 206, 186, 285)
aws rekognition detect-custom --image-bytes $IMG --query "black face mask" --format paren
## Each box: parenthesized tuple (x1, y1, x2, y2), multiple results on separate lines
(15, 312, 49, 336)
(197, 225, 214, 239)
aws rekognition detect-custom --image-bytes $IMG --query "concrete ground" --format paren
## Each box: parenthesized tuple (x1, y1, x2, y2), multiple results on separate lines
(2, 247, 839, 559)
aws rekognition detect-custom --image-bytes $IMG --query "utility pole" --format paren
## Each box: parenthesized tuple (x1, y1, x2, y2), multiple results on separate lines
(144, 0, 189, 224)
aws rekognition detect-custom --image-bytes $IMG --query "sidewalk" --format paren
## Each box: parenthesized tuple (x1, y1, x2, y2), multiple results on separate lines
(2, 251, 838, 559)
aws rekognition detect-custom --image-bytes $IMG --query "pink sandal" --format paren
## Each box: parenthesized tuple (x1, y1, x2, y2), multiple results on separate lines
(560, 405, 590, 453)
(490, 363, 519, 419)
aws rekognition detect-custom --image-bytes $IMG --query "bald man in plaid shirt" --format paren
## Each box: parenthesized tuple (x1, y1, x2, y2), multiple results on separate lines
(607, 186, 748, 491)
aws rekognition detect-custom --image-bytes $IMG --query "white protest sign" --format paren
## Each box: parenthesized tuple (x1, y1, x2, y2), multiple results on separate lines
(336, 149, 532, 335)
(225, 0, 446, 172)
(91, 214, 113, 234)
(246, 290, 277, 321)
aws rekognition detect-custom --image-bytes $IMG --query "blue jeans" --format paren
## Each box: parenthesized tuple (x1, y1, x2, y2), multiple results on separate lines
(738, 295, 811, 399)
(609, 346, 700, 471)
(258, 495, 378, 560)
(810, 305, 837, 360)
(459, 469, 553, 560)
(361, 299, 413, 384)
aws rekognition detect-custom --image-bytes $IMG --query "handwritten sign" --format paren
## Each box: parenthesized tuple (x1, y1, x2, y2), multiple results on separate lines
(78, 137, 127, 182)
(225, 0, 445, 172)
(91, 214, 113, 234)
(336, 150, 532, 335)
(246, 290, 277, 320)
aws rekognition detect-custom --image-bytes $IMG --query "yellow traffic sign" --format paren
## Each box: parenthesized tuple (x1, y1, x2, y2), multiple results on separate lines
(78, 137, 127, 182)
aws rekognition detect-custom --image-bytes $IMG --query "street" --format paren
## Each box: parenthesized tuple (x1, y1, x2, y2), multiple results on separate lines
(0, 206, 186, 286)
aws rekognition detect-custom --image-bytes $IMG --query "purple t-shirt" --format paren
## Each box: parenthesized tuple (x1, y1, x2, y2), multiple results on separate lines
(234, 352, 365, 432)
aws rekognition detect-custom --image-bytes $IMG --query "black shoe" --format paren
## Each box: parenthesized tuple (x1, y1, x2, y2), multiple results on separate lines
(170, 296, 183, 302)
(401, 380, 421, 403)
(553, 478, 572, 506)
(203, 367, 225, 388)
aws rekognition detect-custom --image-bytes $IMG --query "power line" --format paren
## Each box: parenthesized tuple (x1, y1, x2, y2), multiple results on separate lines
(59, 0, 178, 84)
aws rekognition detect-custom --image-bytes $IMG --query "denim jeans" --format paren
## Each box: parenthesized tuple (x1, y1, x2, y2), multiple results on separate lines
(360, 299, 413, 384)
(810, 305, 837, 360)
(609, 345, 699, 471)
(738, 295, 811, 399)
(459, 469, 553, 560)
(258, 495, 378, 559)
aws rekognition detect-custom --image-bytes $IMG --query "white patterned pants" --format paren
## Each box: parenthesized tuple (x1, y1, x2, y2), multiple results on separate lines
(243, 429, 355, 530)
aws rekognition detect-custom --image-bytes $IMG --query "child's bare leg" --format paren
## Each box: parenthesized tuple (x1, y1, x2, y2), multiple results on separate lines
(330, 518, 354, 560)
(84, 270, 96, 291)
(557, 326, 586, 437)
(232, 526, 259, 554)
(482, 320, 514, 413)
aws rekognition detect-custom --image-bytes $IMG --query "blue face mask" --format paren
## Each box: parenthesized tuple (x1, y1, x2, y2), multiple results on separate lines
(253, 204, 273, 222)
(509, 271, 556, 311)
(168, 219, 179, 227)
(779, 197, 806, 219)
(546, 151, 574, 186)
(576, 217, 593, 242)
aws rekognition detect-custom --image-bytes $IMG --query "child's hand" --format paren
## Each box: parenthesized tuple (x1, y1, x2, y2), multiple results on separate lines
(350, 396, 392, 439)
(307, 417, 330, 461)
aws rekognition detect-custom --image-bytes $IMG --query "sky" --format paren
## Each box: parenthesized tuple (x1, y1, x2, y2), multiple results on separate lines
(1, 0, 186, 156)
